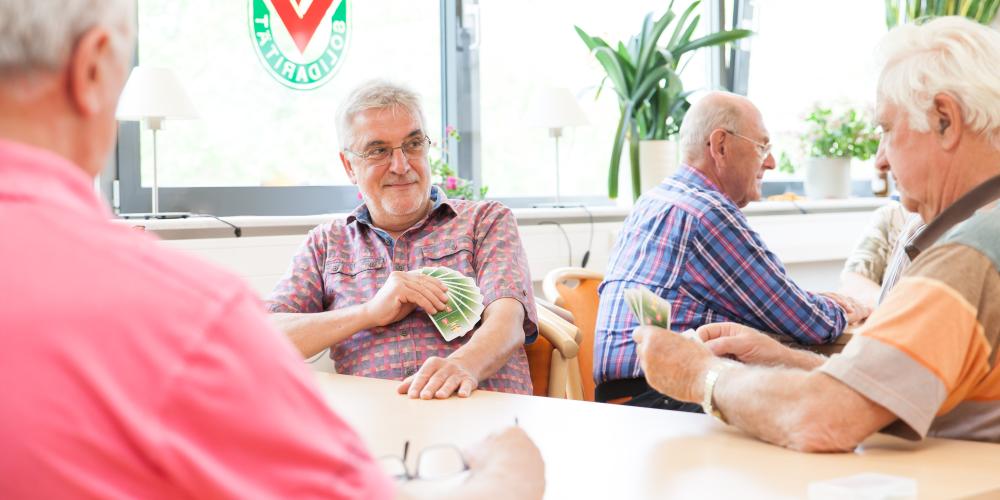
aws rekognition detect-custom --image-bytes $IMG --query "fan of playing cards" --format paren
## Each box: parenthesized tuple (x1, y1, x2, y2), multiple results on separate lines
(625, 286, 701, 342)
(419, 266, 484, 342)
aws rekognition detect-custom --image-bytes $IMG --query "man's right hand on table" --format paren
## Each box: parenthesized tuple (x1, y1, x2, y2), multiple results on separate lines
(363, 271, 450, 327)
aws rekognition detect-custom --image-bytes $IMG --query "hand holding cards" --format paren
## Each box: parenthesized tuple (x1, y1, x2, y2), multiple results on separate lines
(625, 286, 700, 342)
(420, 267, 484, 341)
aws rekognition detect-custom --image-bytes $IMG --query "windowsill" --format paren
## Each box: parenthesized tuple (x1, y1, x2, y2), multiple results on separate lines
(114, 197, 891, 240)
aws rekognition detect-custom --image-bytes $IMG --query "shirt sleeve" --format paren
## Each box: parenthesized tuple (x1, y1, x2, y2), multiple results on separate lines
(842, 203, 907, 283)
(473, 202, 538, 343)
(153, 288, 393, 499)
(689, 205, 846, 344)
(266, 226, 328, 313)
(820, 243, 997, 440)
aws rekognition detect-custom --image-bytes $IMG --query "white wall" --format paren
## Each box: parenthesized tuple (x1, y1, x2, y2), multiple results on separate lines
(161, 210, 871, 298)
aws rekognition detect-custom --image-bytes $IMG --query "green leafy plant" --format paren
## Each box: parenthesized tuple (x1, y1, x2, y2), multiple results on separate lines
(885, 0, 1000, 28)
(575, 0, 752, 200)
(430, 126, 488, 201)
(802, 106, 880, 160)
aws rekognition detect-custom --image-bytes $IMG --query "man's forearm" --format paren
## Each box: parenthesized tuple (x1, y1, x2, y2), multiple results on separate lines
(449, 298, 525, 381)
(711, 365, 895, 452)
(270, 305, 372, 359)
(780, 347, 827, 371)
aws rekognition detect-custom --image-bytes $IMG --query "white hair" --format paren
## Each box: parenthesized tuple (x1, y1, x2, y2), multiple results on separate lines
(0, 0, 134, 74)
(876, 16, 1000, 148)
(678, 91, 748, 163)
(336, 80, 427, 150)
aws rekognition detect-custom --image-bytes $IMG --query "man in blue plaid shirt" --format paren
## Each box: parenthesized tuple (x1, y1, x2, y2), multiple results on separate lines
(595, 92, 870, 410)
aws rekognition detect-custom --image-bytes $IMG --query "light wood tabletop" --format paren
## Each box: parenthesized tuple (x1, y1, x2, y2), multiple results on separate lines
(314, 373, 1000, 499)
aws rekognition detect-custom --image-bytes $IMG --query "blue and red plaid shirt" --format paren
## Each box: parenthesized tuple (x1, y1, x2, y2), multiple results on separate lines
(595, 165, 846, 383)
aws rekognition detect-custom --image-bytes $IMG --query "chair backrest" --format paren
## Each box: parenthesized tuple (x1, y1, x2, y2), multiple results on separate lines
(526, 300, 583, 399)
(543, 267, 604, 402)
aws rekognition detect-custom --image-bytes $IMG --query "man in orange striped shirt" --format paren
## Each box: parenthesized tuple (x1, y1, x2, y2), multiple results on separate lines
(630, 16, 1000, 451)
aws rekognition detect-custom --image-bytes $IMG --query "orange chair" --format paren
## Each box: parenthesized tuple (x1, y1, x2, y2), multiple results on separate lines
(525, 299, 584, 400)
(543, 267, 604, 402)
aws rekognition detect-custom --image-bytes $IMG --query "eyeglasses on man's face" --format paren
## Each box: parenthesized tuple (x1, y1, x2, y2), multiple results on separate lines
(724, 129, 772, 159)
(345, 136, 432, 166)
(377, 440, 469, 482)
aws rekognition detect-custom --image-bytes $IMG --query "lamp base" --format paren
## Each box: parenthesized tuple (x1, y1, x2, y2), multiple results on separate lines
(118, 212, 192, 220)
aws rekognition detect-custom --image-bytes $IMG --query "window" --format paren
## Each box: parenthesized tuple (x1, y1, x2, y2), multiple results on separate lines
(117, 0, 885, 215)
(746, 0, 886, 181)
(120, 0, 441, 214)
(476, 0, 708, 199)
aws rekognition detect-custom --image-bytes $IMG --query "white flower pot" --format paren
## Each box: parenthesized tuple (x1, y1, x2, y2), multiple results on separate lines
(804, 157, 852, 199)
(639, 139, 679, 195)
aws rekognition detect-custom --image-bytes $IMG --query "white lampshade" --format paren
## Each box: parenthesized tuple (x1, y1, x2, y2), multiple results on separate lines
(524, 87, 588, 129)
(116, 66, 198, 121)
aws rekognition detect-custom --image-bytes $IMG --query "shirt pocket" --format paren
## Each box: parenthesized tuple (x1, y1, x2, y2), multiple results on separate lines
(324, 256, 386, 309)
(419, 236, 476, 278)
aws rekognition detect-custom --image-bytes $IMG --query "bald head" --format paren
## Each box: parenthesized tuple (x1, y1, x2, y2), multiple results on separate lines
(679, 91, 762, 164)
(677, 91, 775, 207)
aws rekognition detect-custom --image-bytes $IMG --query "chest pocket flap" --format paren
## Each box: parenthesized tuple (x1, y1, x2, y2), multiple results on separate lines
(420, 236, 475, 260)
(326, 256, 386, 276)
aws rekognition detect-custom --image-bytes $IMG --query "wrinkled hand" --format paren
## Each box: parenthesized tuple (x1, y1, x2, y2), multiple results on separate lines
(464, 427, 545, 500)
(820, 292, 872, 324)
(364, 270, 449, 328)
(632, 326, 713, 403)
(398, 356, 479, 399)
(697, 322, 793, 366)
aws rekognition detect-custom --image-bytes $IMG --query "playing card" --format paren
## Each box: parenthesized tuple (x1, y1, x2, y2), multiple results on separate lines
(637, 287, 670, 328)
(625, 286, 671, 329)
(429, 306, 474, 342)
(420, 266, 484, 341)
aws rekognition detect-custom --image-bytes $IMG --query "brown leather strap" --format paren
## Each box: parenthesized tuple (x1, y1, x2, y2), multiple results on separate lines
(905, 174, 1000, 260)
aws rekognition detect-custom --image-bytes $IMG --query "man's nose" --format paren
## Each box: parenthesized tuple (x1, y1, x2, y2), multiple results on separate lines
(387, 147, 410, 175)
(874, 142, 890, 173)
(762, 152, 776, 170)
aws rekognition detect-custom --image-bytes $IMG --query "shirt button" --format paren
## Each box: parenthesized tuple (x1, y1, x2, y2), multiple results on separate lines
(405, 367, 417, 377)
(394, 264, 405, 271)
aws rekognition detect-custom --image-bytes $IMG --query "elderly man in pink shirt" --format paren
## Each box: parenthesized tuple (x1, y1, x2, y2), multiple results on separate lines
(0, 1, 544, 498)
(268, 81, 537, 400)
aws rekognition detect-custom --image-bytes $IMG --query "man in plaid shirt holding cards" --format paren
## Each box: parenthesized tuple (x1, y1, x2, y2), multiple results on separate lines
(595, 92, 871, 410)
(267, 81, 537, 398)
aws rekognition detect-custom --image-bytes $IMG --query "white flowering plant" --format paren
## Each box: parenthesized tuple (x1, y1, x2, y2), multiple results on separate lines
(802, 105, 880, 160)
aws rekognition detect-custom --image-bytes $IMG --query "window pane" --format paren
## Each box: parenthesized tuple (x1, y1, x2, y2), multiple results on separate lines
(136, 0, 441, 187)
(747, 0, 885, 180)
(477, 1, 707, 198)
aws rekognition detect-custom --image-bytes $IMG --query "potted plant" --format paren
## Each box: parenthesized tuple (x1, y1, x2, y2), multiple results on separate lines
(430, 126, 488, 201)
(798, 105, 880, 199)
(575, 0, 752, 200)
(885, 0, 1000, 28)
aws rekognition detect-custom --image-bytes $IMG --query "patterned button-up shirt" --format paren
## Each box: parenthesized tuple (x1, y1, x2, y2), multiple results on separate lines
(267, 187, 536, 394)
(595, 166, 846, 383)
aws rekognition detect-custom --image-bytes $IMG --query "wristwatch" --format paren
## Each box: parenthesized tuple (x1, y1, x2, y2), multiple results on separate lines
(701, 361, 735, 424)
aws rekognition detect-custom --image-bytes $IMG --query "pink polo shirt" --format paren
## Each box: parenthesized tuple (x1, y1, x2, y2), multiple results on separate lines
(0, 139, 392, 499)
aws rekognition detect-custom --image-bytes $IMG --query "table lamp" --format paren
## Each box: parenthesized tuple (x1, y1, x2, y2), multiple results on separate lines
(524, 87, 588, 205)
(116, 66, 198, 218)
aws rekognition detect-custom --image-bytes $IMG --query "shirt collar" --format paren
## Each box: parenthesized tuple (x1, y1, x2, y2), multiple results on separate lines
(673, 164, 722, 194)
(347, 185, 455, 227)
(0, 138, 109, 219)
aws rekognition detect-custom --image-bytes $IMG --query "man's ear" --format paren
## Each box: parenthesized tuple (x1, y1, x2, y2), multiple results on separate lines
(708, 128, 728, 160)
(340, 152, 358, 184)
(67, 27, 116, 116)
(932, 93, 963, 151)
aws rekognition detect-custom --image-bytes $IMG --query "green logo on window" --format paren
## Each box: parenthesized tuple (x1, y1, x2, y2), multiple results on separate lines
(249, 0, 350, 90)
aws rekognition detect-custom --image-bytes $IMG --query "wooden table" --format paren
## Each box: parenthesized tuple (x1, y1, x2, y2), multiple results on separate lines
(315, 373, 1000, 499)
